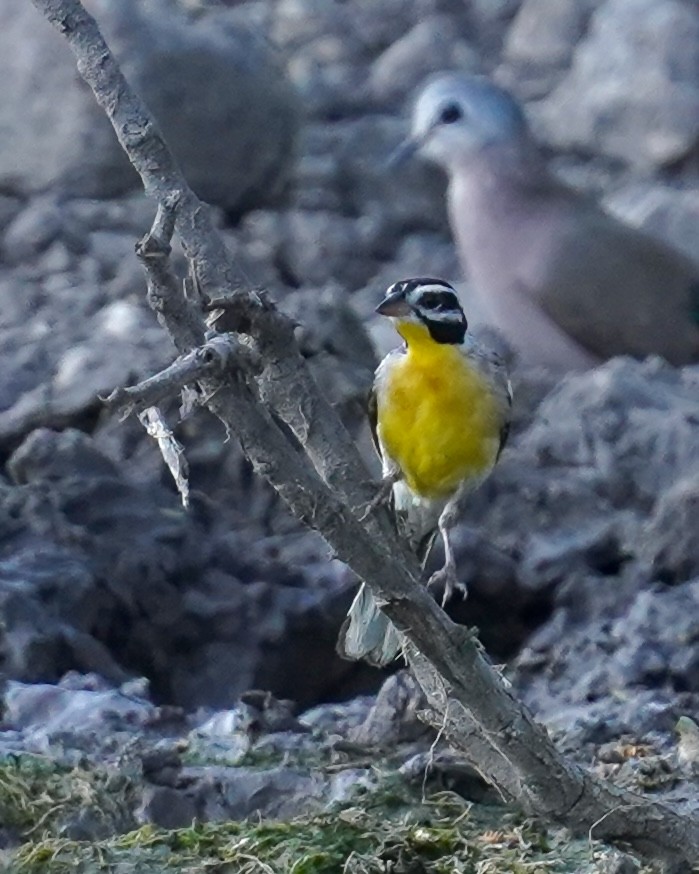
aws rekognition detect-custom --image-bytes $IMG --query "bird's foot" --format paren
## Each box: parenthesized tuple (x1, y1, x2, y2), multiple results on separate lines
(428, 562, 467, 607)
(357, 474, 398, 522)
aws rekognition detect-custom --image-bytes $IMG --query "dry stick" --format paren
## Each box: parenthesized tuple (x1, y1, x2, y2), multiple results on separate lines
(104, 332, 260, 418)
(30, 0, 699, 867)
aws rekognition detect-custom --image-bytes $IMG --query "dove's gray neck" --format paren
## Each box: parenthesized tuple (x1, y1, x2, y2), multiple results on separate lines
(445, 143, 597, 371)
(448, 139, 550, 213)
(447, 140, 557, 286)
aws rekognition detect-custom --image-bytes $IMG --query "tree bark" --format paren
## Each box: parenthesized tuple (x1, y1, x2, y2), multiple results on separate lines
(29, 0, 699, 868)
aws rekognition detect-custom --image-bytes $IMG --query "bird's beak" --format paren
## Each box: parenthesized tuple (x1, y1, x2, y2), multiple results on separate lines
(376, 289, 411, 317)
(387, 133, 424, 168)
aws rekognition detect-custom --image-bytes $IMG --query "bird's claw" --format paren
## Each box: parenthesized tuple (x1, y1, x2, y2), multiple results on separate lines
(357, 475, 397, 522)
(428, 563, 467, 607)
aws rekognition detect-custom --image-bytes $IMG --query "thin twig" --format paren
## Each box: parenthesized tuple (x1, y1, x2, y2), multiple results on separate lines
(105, 335, 262, 418)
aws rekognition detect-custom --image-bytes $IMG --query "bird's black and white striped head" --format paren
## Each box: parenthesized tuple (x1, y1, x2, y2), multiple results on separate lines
(376, 278, 467, 344)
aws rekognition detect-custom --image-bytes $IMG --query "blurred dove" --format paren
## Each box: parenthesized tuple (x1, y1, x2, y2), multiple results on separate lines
(395, 73, 699, 371)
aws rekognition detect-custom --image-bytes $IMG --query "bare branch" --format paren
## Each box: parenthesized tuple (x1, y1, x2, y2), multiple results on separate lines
(104, 334, 261, 418)
(29, 0, 699, 867)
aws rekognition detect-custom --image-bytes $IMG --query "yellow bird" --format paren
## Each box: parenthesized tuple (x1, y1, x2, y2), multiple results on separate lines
(338, 278, 512, 666)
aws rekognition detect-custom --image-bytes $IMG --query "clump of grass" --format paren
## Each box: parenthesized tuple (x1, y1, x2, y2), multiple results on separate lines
(0, 753, 651, 874)
(7, 785, 611, 874)
(0, 754, 137, 842)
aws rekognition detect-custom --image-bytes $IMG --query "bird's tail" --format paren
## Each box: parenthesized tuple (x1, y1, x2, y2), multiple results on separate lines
(336, 583, 402, 667)
(336, 503, 440, 666)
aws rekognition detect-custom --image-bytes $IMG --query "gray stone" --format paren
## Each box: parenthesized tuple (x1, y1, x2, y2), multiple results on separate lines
(0, 0, 300, 213)
(351, 672, 430, 746)
(136, 785, 198, 829)
(604, 184, 699, 266)
(291, 154, 344, 213)
(0, 0, 135, 199)
(0, 428, 360, 710)
(333, 116, 450, 240)
(279, 285, 377, 424)
(641, 478, 699, 584)
(4, 679, 156, 738)
(196, 765, 327, 820)
(535, 0, 699, 168)
(274, 0, 472, 117)
(501, 0, 600, 95)
(2, 198, 64, 264)
(273, 0, 466, 57)
(370, 16, 478, 107)
(0, 295, 171, 445)
(0, 546, 130, 687)
(597, 853, 641, 874)
(8, 428, 120, 484)
(278, 210, 382, 290)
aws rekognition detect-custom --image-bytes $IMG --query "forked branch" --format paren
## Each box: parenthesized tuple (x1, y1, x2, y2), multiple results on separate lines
(30, 0, 699, 867)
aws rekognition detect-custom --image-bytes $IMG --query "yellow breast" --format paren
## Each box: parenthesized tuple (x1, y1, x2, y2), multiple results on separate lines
(377, 323, 502, 499)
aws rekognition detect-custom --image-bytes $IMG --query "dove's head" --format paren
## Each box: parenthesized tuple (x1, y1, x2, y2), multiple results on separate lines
(397, 74, 529, 173)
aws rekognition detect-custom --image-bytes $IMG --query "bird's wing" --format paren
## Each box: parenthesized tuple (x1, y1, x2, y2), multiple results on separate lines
(535, 195, 699, 364)
(367, 382, 380, 457)
(462, 340, 513, 461)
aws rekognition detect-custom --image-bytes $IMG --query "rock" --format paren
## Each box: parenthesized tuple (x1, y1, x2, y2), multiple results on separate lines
(2, 197, 65, 264)
(273, 0, 467, 59)
(0, 546, 131, 687)
(0, 0, 300, 213)
(597, 853, 641, 874)
(517, 516, 632, 590)
(512, 579, 699, 745)
(3, 678, 156, 740)
(196, 765, 328, 820)
(465, 359, 699, 557)
(501, 0, 600, 96)
(277, 210, 382, 290)
(8, 428, 120, 484)
(370, 16, 478, 107)
(1, 429, 358, 709)
(0, 293, 171, 446)
(136, 785, 199, 829)
(466, 0, 523, 60)
(535, 0, 699, 168)
(279, 285, 377, 425)
(641, 478, 699, 584)
(351, 672, 431, 746)
(333, 116, 450, 240)
(604, 184, 699, 266)
(0, 0, 135, 199)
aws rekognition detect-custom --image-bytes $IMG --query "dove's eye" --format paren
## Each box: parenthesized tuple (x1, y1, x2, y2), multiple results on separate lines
(439, 103, 463, 125)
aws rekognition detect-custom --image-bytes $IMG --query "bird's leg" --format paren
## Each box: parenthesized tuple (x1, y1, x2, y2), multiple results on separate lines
(357, 471, 399, 522)
(427, 501, 467, 606)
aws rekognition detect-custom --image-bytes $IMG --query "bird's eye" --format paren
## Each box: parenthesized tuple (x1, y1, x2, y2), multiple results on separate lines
(421, 295, 440, 309)
(439, 103, 463, 125)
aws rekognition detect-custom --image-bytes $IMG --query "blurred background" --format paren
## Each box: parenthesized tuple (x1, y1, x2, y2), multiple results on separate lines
(0, 0, 698, 750)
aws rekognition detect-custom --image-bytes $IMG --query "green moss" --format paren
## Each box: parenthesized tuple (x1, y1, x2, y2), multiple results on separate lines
(0, 753, 655, 874)
(0, 754, 136, 842)
(3, 782, 618, 874)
